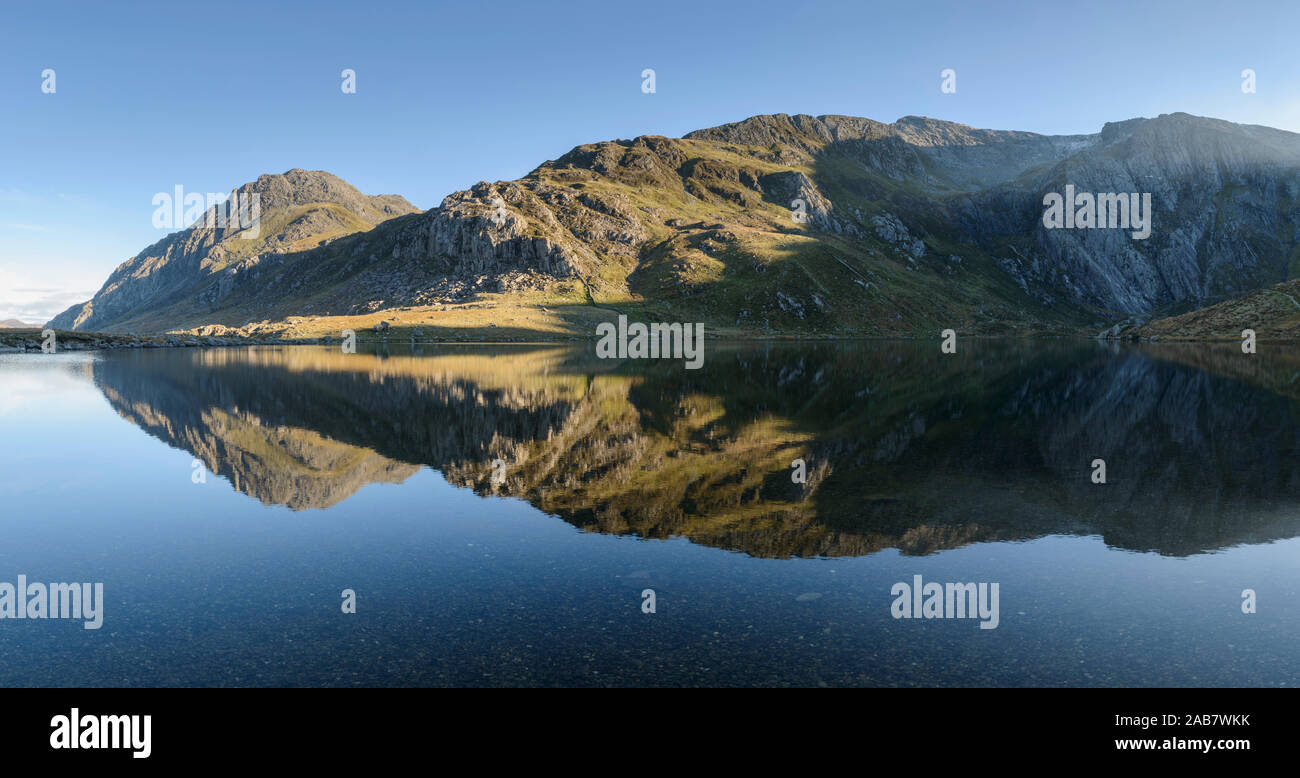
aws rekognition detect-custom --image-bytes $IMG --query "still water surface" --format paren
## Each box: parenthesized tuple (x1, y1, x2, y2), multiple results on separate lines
(1, 340, 1297, 686)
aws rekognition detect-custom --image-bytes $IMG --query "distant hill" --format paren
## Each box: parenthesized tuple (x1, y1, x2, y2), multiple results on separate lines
(50, 112, 1300, 338)
(0, 319, 36, 328)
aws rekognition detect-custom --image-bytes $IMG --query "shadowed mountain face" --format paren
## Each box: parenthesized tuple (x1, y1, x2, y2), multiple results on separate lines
(52, 112, 1300, 338)
(88, 342, 1300, 557)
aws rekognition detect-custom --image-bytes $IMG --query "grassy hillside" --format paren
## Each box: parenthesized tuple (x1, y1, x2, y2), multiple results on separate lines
(1129, 278, 1300, 342)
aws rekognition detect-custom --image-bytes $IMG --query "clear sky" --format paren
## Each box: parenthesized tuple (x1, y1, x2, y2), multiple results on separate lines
(3, 0, 1300, 323)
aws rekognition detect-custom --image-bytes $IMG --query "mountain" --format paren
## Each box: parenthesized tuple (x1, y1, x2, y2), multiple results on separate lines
(0, 319, 35, 328)
(49, 169, 418, 333)
(50, 112, 1300, 338)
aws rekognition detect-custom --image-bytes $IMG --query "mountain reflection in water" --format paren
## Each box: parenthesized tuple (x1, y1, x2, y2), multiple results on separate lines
(87, 340, 1300, 558)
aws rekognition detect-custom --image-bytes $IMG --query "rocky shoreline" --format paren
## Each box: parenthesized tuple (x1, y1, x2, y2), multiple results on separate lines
(0, 329, 312, 353)
(5, 325, 1279, 354)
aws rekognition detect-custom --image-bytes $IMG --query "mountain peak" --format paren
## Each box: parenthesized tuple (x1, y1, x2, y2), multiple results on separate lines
(237, 169, 416, 222)
(48, 170, 420, 332)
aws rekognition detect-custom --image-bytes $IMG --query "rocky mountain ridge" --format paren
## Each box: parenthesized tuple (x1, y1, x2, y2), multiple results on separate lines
(48, 112, 1300, 338)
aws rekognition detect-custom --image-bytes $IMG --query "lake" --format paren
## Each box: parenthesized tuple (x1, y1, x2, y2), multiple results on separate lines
(1, 340, 1297, 687)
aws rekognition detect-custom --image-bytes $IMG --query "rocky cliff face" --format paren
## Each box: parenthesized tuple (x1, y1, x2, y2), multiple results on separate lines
(49, 112, 1300, 335)
(955, 113, 1300, 315)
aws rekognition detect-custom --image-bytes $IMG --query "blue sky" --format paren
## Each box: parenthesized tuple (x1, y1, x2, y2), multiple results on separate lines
(3, 0, 1300, 323)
